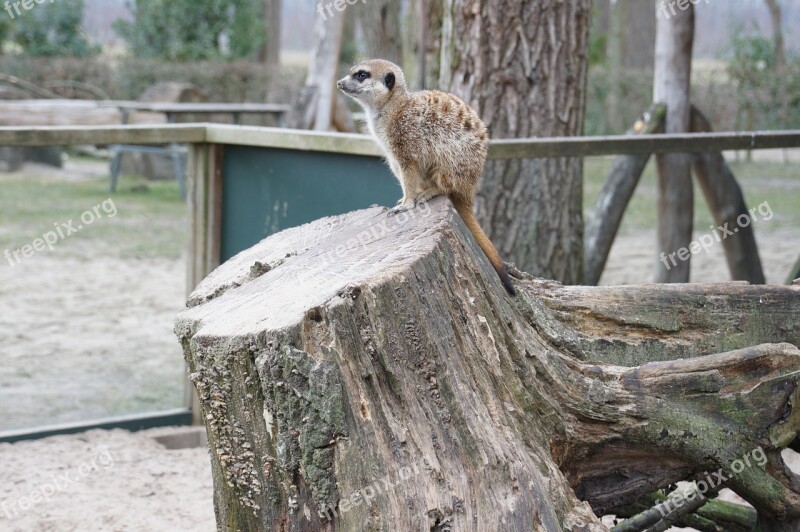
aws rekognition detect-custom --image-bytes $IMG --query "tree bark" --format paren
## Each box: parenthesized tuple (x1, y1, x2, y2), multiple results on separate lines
(285, 10, 344, 131)
(690, 106, 766, 284)
(440, 0, 591, 284)
(606, 0, 627, 133)
(653, 0, 694, 283)
(176, 198, 800, 531)
(357, 0, 402, 65)
(764, 0, 786, 68)
(259, 0, 282, 66)
(583, 103, 665, 285)
(622, 0, 655, 70)
(789, 255, 800, 285)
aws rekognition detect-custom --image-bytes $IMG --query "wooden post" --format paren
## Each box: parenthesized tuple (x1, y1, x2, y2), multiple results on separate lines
(184, 142, 223, 425)
(653, 0, 694, 283)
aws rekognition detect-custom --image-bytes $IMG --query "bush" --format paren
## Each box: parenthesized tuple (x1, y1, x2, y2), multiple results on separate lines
(0, 56, 305, 103)
(114, 0, 265, 61)
(7, 0, 99, 58)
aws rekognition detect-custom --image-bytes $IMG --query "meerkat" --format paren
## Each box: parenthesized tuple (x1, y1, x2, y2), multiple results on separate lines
(337, 59, 515, 296)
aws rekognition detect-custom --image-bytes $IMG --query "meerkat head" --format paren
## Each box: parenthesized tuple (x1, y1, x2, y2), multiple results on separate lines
(337, 59, 407, 110)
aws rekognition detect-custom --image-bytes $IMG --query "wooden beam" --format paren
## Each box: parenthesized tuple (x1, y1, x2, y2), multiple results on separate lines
(0, 124, 207, 147)
(0, 123, 795, 158)
(488, 131, 800, 159)
(206, 125, 382, 156)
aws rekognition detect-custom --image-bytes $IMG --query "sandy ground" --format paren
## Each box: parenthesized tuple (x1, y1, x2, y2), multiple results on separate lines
(0, 253, 186, 430)
(0, 427, 214, 531)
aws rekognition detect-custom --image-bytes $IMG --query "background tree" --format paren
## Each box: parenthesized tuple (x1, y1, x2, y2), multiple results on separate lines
(258, 0, 282, 66)
(115, 0, 265, 61)
(356, 0, 402, 65)
(653, 2, 694, 283)
(763, 0, 786, 68)
(11, 0, 99, 57)
(439, 0, 592, 284)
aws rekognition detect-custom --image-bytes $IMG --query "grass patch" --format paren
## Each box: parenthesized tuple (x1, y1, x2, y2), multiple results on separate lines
(0, 170, 187, 261)
(584, 156, 800, 234)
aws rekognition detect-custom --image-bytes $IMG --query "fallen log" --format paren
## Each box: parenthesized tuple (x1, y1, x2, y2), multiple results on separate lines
(0, 99, 163, 127)
(176, 197, 800, 531)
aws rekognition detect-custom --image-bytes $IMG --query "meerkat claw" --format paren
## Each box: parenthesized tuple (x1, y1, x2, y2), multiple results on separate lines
(387, 204, 411, 216)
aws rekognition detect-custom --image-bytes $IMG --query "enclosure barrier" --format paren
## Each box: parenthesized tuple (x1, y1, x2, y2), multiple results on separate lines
(0, 123, 798, 442)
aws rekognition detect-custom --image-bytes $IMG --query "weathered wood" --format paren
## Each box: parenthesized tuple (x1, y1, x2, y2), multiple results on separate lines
(0, 124, 206, 147)
(176, 197, 800, 531)
(612, 483, 719, 532)
(691, 106, 766, 284)
(0, 99, 164, 127)
(583, 104, 666, 285)
(788, 255, 800, 285)
(488, 131, 800, 159)
(653, 2, 695, 283)
(0, 122, 796, 156)
(612, 490, 757, 532)
(205, 125, 381, 156)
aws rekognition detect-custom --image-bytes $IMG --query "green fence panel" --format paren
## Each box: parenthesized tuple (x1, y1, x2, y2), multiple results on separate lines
(221, 145, 399, 261)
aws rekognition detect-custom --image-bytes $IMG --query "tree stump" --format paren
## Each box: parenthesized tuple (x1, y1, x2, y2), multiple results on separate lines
(175, 197, 800, 531)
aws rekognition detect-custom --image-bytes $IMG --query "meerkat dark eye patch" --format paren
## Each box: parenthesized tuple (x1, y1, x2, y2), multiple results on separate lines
(353, 70, 370, 82)
(385, 72, 395, 90)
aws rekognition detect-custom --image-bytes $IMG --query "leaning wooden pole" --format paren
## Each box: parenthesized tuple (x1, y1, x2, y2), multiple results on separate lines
(583, 103, 665, 285)
(690, 106, 766, 284)
(176, 198, 800, 531)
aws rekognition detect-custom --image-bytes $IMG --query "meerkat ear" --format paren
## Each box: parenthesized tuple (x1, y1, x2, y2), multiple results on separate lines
(385, 72, 395, 91)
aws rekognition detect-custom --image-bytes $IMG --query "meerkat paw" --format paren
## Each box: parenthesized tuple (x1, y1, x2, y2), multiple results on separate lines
(388, 196, 414, 216)
(388, 204, 412, 216)
(413, 188, 444, 206)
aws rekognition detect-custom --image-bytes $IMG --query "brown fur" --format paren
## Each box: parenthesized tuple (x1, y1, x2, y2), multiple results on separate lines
(338, 59, 515, 295)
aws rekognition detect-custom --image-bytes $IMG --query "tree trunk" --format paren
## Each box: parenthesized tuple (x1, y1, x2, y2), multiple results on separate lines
(622, 0, 655, 70)
(583, 103, 665, 285)
(285, 11, 345, 131)
(176, 198, 800, 531)
(690, 106, 765, 284)
(357, 0, 402, 64)
(441, 0, 591, 284)
(259, 0, 282, 66)
(653, 1, 694, 283)
(764, 0, 786, 68)
(607, 0, 627, 133)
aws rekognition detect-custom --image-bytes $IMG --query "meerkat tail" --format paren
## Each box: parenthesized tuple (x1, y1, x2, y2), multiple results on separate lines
(449, 195, 516, 296)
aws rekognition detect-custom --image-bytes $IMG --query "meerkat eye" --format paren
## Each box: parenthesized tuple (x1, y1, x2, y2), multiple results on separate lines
(353, 70, 370, 82)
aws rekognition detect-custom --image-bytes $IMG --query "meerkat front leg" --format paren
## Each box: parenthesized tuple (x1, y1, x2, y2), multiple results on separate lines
(387, 158, 408, 206)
